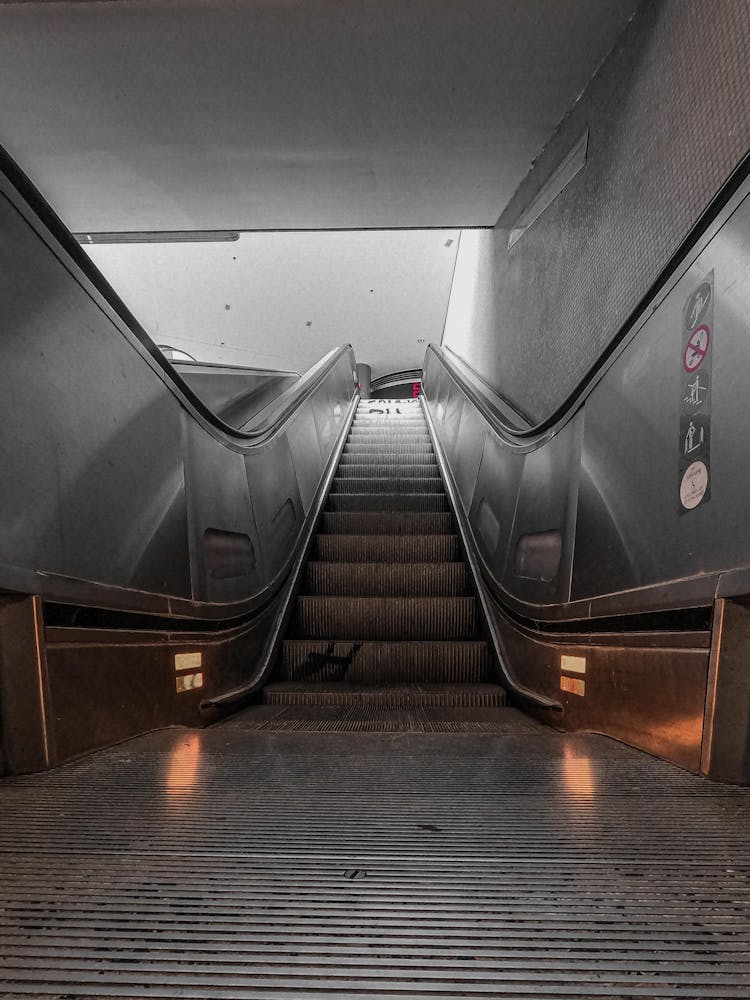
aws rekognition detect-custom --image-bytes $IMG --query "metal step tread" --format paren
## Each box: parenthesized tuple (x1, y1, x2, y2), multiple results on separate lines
(305, 562, 469, 596)
(296, 595, 477, 640)
(320, 512, 452, 534)
(347, 430, 429, 437)
(344, 442, 434, 453)
(339, 452, 437, 465)
(337, 464, 440, 478)
(353, 417, 426, 425)
(326, 493, 449, 512)
(331, 477, 444, 494)
(339, 453, 437, 465)
(281, 639, 490, 683)
(348, 429, 431, 435)
(315, 534, 459, 562)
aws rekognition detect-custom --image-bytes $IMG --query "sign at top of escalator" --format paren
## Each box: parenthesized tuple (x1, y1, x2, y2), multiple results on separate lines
(684, 281, 712, 330)
(683, 325, 710, 372)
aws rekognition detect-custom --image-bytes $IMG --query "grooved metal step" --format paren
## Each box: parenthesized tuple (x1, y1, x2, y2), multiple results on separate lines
(336, 463, 440, 479)
(263, 683, 505, 708)
(351, 425, 427, 433)
(326, 493, 449, 512)
(315, 534, 459, 562)
(344, 442, 434, 454)
(320, 512, 452, 535)
(331, 477, 444, 494)
(305, 562, 469, 596)
(297, 596, 476, 640)
(339, 452, 437, 465)
(353, 418, 426, 425)
(347, 433, 432, 443)
(281, 639, 489, 683)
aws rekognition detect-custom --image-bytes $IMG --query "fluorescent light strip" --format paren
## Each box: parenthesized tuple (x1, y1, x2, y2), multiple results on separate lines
(75, 231, 240, 244)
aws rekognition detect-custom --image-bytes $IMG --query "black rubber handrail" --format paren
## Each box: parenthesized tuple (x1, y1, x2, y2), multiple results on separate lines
(429, 149, 750, 448)
(0, 142, 353, 446)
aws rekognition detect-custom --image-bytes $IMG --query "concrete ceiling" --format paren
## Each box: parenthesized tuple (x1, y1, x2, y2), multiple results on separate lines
(0, 0, 636, 232)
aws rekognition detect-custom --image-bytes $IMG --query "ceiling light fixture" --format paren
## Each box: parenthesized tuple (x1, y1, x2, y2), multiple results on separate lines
(75, 231, 241, 245)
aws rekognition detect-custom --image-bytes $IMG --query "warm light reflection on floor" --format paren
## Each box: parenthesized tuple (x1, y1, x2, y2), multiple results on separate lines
(562, 744, 597, 798)
(165, 733, 202, 795)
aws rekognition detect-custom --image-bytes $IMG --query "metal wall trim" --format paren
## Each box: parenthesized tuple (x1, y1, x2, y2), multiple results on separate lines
(700, 597, 724, 776)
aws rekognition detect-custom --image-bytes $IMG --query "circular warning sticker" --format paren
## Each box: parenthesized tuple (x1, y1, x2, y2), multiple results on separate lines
(680, 460, 709, 510)
(684, 325, 710, 372)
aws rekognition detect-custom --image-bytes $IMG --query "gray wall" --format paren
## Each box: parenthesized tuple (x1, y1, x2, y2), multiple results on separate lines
(443, 0, 750, 422)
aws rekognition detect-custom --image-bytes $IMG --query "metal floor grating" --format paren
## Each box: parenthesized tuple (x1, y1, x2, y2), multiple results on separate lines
(1, 712, 750, 997)
(235, 704, 519, 732)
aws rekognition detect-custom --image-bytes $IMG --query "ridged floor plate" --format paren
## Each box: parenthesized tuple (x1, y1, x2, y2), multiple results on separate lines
(2, 719, 750, 997)
(263, 683, 506, 707)
(235, 704, 535, 732)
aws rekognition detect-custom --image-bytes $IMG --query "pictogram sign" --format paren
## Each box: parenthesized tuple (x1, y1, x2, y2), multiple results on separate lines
(678, 272, 713, 514)
(683, 325, 710, 372)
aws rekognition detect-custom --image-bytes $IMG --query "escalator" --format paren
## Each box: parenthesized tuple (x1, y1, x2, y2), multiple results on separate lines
(254, 398, 507, 731)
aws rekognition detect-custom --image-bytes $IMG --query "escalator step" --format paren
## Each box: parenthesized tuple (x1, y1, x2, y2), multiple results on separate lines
(281, 640, 489, 683)
(315, 534, 459, 562)
(297, 595, 476, 639)
(351, 425, 427, 433)
(305, 561, 469, 596)
(353, 417, 426, 425)
(326, 493, 448, 512)
(339, 452, 437, 465)
(331, 477, 444, 494)
(320, 512, 452, 535)
(344, 442, 433, 454)
(347, 432, 432, 443)
(336, 463, 440, 479)
(263, 682, 505, 708)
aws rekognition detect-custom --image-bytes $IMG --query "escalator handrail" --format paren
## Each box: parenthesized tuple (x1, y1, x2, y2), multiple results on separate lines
(0, 142, 354, 447)
(428, 149, 750, 449)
